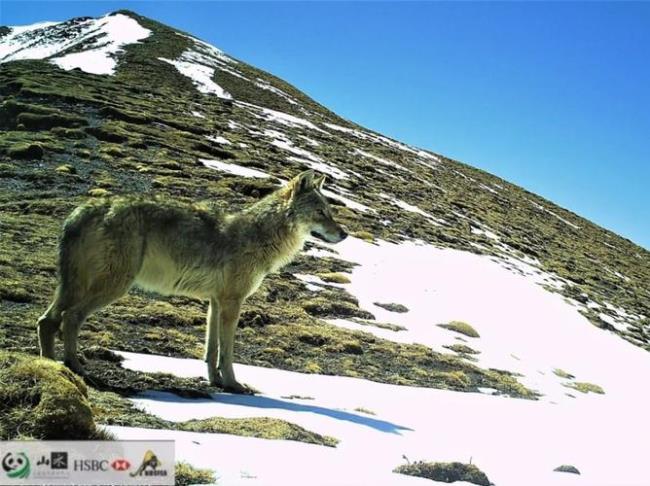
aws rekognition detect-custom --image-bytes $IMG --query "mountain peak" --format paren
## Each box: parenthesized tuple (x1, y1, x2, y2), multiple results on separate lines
(0, 12, 150, 75)
(0, 10, 340, 120)
(0, 10, 648, 355)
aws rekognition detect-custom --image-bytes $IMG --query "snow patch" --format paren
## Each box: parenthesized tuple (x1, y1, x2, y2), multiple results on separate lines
(354, 149, 411, 173)
(479, 183, 499, 195)
(471, 226, 500, 241)
(529, 200, 580, 230)
(114, 344, 650, 486)
(263, 129, 349, 180)
(262, 107, 326, 133)
(321, 188, 373, 213)
(177, 32, 236, 64)
(201, 159, 269, 178)
(378, 193, 445, 225)
(159, 33, 236, 98)
(287, 157, 349, 181)
(206, 135, 232, 145)
(324, 123, 419, 156)
(254, 78, 299, 105)
(298, 135, 321, 147)
(1, 14, 151, 75)
(319, 237, 647, 405)
(159, 57, 231, 98)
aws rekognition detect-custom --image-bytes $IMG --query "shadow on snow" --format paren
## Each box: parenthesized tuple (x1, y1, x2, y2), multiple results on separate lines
(136, 391, 412, 435)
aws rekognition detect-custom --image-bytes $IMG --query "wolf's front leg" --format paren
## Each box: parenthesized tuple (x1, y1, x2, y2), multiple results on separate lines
(217, 298, 248, 393)
(204, 297, 223, 386)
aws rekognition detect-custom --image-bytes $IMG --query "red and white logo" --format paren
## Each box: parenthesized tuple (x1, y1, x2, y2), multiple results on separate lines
(111, 459, 131, 471)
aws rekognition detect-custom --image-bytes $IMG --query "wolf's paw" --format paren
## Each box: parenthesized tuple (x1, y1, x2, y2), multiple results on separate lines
(39, 348, 56, 360)
(208, 367, 223, 387)
(63, 357, 87, 377)
(223, 381, 256, 395)
(209, 374, 225, 387)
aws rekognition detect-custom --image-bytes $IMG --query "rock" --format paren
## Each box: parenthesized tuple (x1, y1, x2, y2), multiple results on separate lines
(554, 465, 581, 475)
(8, 143, 44, 159)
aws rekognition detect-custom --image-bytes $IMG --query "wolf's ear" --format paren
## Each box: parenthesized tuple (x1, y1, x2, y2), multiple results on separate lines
(315, 174, 326, 191)
(285, 170, 314, 202)
(294, 169, 315, 193)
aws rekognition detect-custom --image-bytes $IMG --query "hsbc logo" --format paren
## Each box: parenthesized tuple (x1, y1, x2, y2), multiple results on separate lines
(111, 459, 131, 472)
(73, 459, 108, 472)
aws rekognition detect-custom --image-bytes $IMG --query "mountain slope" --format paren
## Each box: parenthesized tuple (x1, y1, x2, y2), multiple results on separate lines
(1, 10, 647, 347)
(1, 10, 649, 486)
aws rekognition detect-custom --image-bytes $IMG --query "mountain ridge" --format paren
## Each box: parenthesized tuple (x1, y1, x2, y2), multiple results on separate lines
(0, 9, 643, 248)
(1, 9, 648, 352)
(1, 10, 650, 484)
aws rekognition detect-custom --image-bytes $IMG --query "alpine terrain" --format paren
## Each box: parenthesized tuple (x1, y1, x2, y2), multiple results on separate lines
(1, 10, 649, 486)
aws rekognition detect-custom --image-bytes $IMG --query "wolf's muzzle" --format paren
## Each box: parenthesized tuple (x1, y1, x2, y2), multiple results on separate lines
(311, 230, 347, 243)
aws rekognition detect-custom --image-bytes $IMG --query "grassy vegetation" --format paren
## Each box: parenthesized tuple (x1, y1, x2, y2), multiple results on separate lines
(563, 381, 605, 395)
(438, 321, 481, 338)
(349, 318, 406, 332)
(553, 368, 575, 379)
(444, 344, 481, 356)
(183, 417, 338, 447)
(374, 302, 409, 313)
(393, 461, 492, 486)
(354, 407, 376, 415)
(317, 272, 351, 284)
(175, 461, 216, 485)
(0, 351, 101, 440)
(552, 367, 604, 394)
(351, 230, 374, 242)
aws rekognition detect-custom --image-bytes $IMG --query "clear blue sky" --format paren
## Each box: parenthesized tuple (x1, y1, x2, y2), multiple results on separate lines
(2, 2, 649, 249)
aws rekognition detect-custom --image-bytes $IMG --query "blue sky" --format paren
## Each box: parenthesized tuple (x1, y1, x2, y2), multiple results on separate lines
(2, 2, 649, 249)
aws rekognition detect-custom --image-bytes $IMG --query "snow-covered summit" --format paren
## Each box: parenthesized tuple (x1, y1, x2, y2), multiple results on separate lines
(0, 12, 151, 75)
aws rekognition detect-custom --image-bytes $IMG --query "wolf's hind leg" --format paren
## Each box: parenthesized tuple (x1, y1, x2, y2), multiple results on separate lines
(59, 226, 143, 376)
(37, 288, 63, 359)
(60, 268, 137, 376)
(204, 297, 223, 386)
(61, 308, 89, 375)
(61, 279, 133, 375)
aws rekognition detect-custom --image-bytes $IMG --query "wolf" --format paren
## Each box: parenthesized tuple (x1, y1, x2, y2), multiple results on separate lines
(37, 170, 347, 393)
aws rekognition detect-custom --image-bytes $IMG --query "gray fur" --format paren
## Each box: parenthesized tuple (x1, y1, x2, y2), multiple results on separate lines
(37, 170, 347, 392)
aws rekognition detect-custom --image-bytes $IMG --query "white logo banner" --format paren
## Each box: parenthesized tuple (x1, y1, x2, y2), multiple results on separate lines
(0, 440, 174, 485)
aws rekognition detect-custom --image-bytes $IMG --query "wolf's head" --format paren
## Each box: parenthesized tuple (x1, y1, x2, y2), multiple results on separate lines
(286, 170, 348, 243)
